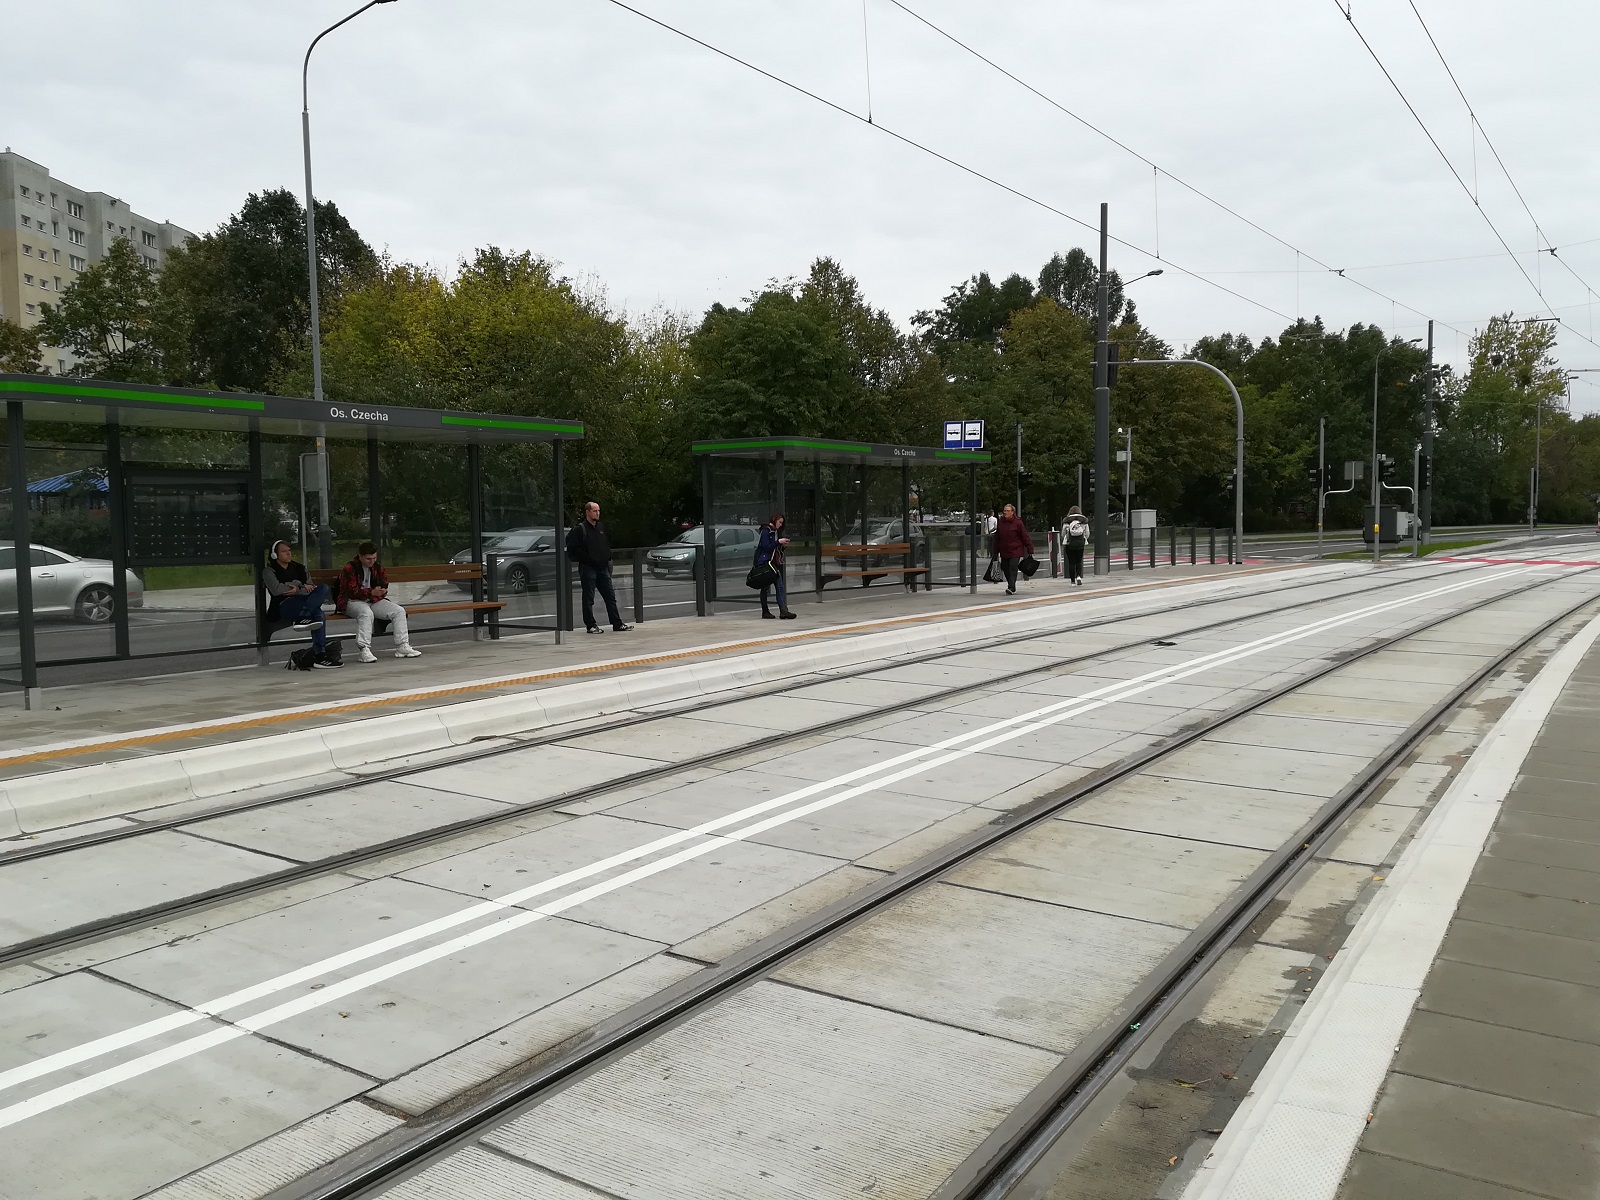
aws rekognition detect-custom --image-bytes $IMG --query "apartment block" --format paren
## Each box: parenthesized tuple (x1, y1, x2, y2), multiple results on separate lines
(0, 148, 194, 372)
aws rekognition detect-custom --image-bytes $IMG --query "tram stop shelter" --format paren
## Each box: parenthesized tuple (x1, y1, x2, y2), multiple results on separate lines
(691, 435, 991, 605)
(2, 374, 583, 708)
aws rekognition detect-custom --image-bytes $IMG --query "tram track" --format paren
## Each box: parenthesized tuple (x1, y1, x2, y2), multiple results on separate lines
(0, 560, 1504, 972)
(254, 558, 1600, 1200)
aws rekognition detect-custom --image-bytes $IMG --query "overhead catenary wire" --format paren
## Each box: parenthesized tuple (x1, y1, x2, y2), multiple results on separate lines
(1333, 0, 1600, 355)
(882, 0, 1473, 339)
(599, 0, 1293, 320)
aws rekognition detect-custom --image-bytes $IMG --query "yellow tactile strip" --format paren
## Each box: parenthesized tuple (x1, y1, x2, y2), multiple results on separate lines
(4, 564, 1298, 770)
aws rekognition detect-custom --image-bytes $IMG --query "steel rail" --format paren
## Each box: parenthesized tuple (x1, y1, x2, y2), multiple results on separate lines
(0, 566, 1485, 973)
(265, 564, 1600, 1200)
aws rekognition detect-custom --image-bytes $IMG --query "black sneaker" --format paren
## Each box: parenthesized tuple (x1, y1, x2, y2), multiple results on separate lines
(293, 617, 318, 629)
(312, 655, 341, 668)
(612, 623, 633, 632)
(586, 626, 605, 634)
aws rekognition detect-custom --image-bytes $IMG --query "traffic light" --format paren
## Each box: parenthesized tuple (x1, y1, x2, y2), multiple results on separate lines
(1378, 455, 1396, 483)
(1223, 468, 1237, 495)
(1307, 461, 1323, 492)
(1418, 454, 1432, 489)
(1086, 468, 1097, 496)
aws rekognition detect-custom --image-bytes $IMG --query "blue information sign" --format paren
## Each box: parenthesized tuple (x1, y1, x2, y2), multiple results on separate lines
(944, 419, 985, 449)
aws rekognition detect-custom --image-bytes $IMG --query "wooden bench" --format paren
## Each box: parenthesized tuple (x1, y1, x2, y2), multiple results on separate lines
(260, 562, 507, 646)
(821, 542, 932, 590)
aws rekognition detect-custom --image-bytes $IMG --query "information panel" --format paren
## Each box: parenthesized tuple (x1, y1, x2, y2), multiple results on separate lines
(126, 471, 251, 563)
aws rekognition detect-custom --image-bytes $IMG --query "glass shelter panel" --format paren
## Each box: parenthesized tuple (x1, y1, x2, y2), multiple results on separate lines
(480, 441, 557, 632)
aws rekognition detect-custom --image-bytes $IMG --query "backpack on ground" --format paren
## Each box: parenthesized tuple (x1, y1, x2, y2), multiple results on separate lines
(285, 647, 320, 671)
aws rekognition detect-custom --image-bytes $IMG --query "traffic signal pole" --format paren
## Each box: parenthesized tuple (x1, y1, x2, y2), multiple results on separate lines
(1093, 203, 1111, 577)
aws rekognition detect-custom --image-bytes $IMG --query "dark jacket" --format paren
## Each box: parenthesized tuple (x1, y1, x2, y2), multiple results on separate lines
(756, 525, 785, 568)
(263, 557, 309, 620)
(336, 557, 388, 613)
(994, 515, 1034, 559)
(566, 518, 612, 569)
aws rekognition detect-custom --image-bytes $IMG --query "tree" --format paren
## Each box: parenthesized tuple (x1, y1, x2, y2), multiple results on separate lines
(912, 271, 1037, 358)
(37, 239, 166, 381)
(0, 319, 42, 372)
(161, 188, 378, 391)
(1037, 247, 1134, 325)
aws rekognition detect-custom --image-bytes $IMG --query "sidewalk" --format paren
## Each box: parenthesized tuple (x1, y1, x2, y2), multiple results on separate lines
(1182, 610, 1600, 1200)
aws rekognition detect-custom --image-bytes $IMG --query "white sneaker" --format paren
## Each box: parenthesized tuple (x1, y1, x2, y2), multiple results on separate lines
(395, 644, 422, 658)
(357, 646, 377, 664)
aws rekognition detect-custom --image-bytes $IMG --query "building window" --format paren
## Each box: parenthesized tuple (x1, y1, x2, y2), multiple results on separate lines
(54, 277, 61, 290)
(67, 200, 83, 219)
(142, 231, 157, 247)
(49, 192, 57, 208)
(142, 254, 158, 270)
(19, 186, 28, 198)
(25, 304, 35, 315)
(24, 274, 34, 285)
(20, 215, 30, 228)
(119, 226, 127, 236)
(70, 255, 85, 271)
(69, 227, 85, 245)
(21, 244, 32, 256)
(52, 248, 59, 263)
(106, 220, 114, 230)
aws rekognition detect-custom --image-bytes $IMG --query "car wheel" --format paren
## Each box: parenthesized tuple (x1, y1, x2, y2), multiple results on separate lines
(505, 564, 531, 594)
(75, 585, 115, 624)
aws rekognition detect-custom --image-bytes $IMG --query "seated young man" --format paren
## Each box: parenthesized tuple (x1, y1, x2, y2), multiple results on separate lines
(336, 541, 420, 663)
(264, 539, 339, 667)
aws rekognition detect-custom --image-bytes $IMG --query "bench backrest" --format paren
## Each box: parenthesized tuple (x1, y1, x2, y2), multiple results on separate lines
(825, 542, 911, 556)
(305, 562, 483, 586)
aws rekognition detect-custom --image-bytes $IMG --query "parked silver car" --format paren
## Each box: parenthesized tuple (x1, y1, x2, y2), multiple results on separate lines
(0, 541, 145, 623)
(646, 525, 759, 578)
(450, 527, 558, 594)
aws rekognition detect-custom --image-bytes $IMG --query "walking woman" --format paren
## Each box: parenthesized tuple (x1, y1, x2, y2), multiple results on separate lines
(1061, 505, 1089, 586)
(756, 513, 796, 619)
(993, 502, 1034, 596)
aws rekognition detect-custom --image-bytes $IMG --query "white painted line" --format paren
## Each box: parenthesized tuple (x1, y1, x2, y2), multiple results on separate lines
(0, 565, 1558, 1128)
(1180, 605, 1600, 1200)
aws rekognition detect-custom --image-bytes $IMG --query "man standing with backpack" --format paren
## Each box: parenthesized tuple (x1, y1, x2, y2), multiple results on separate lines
(566, 501, 632, 634)
(1061, 506, 1089, 586)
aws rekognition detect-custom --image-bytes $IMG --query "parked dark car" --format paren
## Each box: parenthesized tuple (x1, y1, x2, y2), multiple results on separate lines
(1, 541, 145, 623)
(646, 525, 759, 578)
(450, 527, 557, 594)
(833, 519, 927, 569)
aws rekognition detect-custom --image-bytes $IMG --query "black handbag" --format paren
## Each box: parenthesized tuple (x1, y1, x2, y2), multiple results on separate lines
(1019, 555, 1039, 579)
(982, 557, 1001, 584)
(746, 559, 777, 590)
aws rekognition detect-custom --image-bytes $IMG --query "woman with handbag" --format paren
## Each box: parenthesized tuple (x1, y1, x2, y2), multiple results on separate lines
(993, 503, 1034, 596)
(754, 514, 796, 620)
(1061, 505, 1089, 586)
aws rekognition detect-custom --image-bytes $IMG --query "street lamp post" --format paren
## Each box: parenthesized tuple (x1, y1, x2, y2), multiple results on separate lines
(1123, 359, 1245, 563)
(302, 0, 397, 566)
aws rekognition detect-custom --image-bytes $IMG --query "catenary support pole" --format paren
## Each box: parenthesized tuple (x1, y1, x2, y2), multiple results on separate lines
(1420, 320, 1434, 545)
(1093, 202, 1111, 577)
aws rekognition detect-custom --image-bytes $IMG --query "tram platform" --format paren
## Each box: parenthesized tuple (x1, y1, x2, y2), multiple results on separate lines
(0, 559, 1301, 836)
(1181, 610, 1600, 1200)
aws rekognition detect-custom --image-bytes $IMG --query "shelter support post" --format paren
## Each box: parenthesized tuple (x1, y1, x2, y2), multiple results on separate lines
(858, 471, 868, 588)
(552, 439, 568, 641)
(248, 423, 267, 665)
(813, 459, 823, 603)
(902, 461, 912, 590)
(7, 402, 39, 707)
(106, 412, 131, 660)
(700, 453, 716, 609)
(468, 442, 485, 638)
(968, 462, 978, 594)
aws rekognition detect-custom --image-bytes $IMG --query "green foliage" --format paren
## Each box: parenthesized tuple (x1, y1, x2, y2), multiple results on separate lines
(38, 239, 167, 381)
(0, 318, 43, 372)
(29, 507, 112, 560)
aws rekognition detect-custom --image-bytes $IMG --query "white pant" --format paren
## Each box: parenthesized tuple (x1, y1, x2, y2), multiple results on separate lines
(345, 598, 409, 648)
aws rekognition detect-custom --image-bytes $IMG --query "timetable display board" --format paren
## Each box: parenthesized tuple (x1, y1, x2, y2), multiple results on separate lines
(126, 471, 251, 564)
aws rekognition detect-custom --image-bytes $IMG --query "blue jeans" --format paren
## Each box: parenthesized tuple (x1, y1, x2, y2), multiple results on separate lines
(761, 567, 787, 612)
(278, 585, 330, 653)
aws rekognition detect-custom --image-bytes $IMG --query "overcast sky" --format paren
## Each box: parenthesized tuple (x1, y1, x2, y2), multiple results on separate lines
(13, 1, 1599, 407)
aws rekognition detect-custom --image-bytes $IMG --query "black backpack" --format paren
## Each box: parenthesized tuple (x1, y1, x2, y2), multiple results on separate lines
(285, 648, 319, 671)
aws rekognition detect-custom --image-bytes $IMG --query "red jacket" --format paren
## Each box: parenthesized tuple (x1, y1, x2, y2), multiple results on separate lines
(336, 558, 388, 612)
(994, 515, 1034, 559)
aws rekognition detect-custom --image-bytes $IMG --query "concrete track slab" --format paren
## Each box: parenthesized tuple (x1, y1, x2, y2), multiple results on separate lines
(399, 814, 845, 945)
(1326, 803, 1416, 866)
(1212, 712, 1406, 757)
(672, 864, 884, 964)
(775, 881, 1184, 1053)
(1336, 657, 1482, 686)
(1394, 1009, 1600, 1116)
(1258, 860, 1376, 951)
(0, 829, 299, 945)
(0, 972, 370, 1200)
(745, 735, 1059, 803)
(1295, 675, 1456, 704)
(1251, 692, 1423, 726)
(368, 953, 703, 1116)
(1061, 775, 1322, 851)
(559, 715, 772, 764)
(383, 1146, 604, 1200)
(1006, 673, 1132, 701)
(483, 981, 1060, 1200)
(946, 821, 1266, 928)
(866, 660, 1006, 688)
(342, 810, 575, 880)
(1360, 1073, 1600, 1200)
(598, 770, 966, 861)
(675, 693, 872, 732)
(784, 676, 953, 709)
(1374, 762, 1453, 808)
(402, 744, 670, 806)
(0, 963, 53, 995)
(1154, 740, 1365, 797)
(976, 763, 1096, 812)
(182, 782, 514, 863)
(853, 806, 1003, 872)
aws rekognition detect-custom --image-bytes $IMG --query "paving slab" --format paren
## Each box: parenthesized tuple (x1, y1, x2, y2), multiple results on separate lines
(401, 743, 671, 806)
(1472, 853, 1600, 905)
(342, 809, 575, 879)
(1326, 803, 1416, 866)
(384, 1146, 605, 1200)
(1503, 775, 1600, 821)
(1456, 883, 1600, 942)
(675, 692, 873, 732)
(398, 813, 845, 945)
(745, 734, 1059, 803)
(1340, 1151, 1551, 1200)
(1394, 1009, 1600, 1116)
(1258, 860, 1376, 951)
(1360, 1073, 1600, 1200)
(1487, 828, 1600, 871)
(1060, 774, 1321, 852)
(1152, 740, 1365, 798)
(672, 864, 885, 964)
(852, 805, 1005, 872)
(1439, 918, 1600, 990)
(552, 715, 769, 764)
(0, 829, 299, 945)
(1256, 691, 1425, 726)
(1417, 958, 1600, 1048)
(945, 821, 1267, 928)
(775, 881, 1184, 1053)
(0, 971, 370, 1200)
(1211, 712, 1407, 758)
(483, 981, 1061, 1200)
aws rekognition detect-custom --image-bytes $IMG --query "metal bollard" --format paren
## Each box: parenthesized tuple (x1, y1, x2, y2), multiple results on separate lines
(633, 546, 645, 623)
(1190, 526, 1197, 565)
(1228, 528, 1236, 564)
(1126, 535, 1134, 571)
(693, 546, 707, 616)
(1148, 527, 1156, 569)
(1209, 528, 1217, 563)
(1169, 524, 1177, 566)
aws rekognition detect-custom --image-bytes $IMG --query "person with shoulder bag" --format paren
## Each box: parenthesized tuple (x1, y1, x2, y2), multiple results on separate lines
(1061, 505, 1089, 586)
(993, 503, 1034, 596)
(752, 513, 795, 619)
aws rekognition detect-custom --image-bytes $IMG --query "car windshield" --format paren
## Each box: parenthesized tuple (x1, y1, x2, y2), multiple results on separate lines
(486, 534, 542, 552)
(670, 529, 705, 545)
